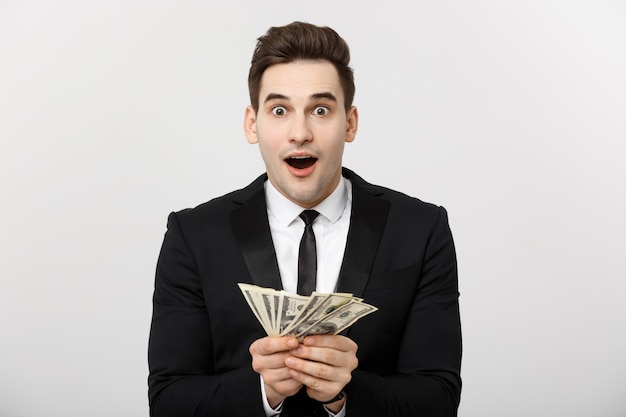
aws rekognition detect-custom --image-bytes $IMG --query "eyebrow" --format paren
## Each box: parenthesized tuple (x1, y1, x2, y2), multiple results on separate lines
(263, 92, 338, 104)
(264, 93, 288, 103)
(310, 92, 337, 102)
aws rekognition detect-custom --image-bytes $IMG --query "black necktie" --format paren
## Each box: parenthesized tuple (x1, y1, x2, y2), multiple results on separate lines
(297, 210, 319, 296)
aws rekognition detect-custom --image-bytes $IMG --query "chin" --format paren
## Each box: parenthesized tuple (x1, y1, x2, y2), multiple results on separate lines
(286, 189, 322, 207)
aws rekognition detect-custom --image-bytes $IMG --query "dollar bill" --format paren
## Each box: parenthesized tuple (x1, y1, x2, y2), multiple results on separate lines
(294, 300, 378, 339)
(277, 291, 311, 334)
(238, 283, 272, 335)
(237, 283, 377, 339)
(282, 292, 353, 336)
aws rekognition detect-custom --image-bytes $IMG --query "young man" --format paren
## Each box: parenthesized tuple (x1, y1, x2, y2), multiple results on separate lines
(148, 22, 462, 417)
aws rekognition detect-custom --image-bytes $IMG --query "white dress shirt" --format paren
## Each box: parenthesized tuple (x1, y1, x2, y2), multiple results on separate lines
(260, 176, 353, 417)
(265, 177, 352, 293)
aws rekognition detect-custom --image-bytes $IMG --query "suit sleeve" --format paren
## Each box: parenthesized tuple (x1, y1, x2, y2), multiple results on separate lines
(148, 212, 265, 417)
(346, 206, 462, 417)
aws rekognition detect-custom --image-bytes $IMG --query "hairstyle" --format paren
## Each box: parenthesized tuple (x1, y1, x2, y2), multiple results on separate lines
(248, 21, 355, 112)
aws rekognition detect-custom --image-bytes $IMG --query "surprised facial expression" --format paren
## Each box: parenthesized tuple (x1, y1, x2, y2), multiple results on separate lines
(244, 60, 358, 208)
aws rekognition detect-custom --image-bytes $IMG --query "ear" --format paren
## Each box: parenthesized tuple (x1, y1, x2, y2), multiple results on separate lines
(243, 106, 258, 144)
(345, 106, 359, 143)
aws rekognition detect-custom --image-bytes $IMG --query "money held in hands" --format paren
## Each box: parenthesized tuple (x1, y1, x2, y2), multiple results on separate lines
(238, 283, 378, 340)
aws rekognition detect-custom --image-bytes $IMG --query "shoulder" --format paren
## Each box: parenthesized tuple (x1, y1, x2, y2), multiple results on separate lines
(170, 173, 267, 228)
(344, 168, 445, 219)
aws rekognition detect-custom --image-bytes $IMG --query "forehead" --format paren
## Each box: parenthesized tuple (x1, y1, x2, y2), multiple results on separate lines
(259, 60, 344, 103)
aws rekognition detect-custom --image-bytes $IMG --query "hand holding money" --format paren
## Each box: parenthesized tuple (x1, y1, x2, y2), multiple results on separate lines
(238, 283, 378, 340)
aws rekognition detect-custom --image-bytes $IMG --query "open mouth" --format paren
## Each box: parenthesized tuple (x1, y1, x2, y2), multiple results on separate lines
(286, 156, 318, 169)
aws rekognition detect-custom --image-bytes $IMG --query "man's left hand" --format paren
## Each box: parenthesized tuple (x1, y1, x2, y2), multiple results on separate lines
(285, 335, 358, 412)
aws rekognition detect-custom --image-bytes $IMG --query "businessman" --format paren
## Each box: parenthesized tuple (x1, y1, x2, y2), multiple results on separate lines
(148, 21, 462, 417)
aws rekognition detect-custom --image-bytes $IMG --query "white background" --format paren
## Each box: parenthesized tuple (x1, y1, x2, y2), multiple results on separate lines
(1, 1, 625, 416)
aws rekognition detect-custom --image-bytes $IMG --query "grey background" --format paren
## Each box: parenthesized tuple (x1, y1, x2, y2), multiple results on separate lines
(1, 1, 625, 416)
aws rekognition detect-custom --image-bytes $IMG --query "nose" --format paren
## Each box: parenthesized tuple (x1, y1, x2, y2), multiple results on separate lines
(288, 113, 313, 144)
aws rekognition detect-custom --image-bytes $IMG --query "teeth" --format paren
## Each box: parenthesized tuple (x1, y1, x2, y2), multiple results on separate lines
(291, 156, 311, 159)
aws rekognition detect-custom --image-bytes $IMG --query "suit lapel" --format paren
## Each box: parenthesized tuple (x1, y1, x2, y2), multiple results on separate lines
(336, 170, 389, 298)
(230, 176, 283, 290)
(229, 170, 389, 296)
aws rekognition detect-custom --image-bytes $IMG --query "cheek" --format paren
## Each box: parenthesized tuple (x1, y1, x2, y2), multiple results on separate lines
(257, 139, 287, 172)
(258, 141, 278, 165)
(257, 124, 287, 147)
(327, 134, 348, 156)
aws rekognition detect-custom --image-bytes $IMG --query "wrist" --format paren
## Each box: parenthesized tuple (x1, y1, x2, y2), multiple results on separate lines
(261, 378, 285, 409)
(320, 390, 346, 405)
(321, 391, 346, 414)
(265, 387, 286, 409)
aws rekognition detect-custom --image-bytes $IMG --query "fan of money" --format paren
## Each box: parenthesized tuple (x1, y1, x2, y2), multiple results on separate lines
(238, 283, 378, 340)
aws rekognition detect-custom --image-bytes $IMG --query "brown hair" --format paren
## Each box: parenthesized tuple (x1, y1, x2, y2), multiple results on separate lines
(248, 21, 355, 112)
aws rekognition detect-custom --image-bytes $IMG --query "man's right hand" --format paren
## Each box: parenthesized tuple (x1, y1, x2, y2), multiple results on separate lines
(249, 336, 304, 407)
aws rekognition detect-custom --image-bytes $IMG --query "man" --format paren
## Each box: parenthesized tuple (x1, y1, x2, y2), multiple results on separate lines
(148, 21, 461, 417)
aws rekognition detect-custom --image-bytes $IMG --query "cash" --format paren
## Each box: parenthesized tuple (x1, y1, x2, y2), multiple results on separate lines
(238, 283, 378, 340)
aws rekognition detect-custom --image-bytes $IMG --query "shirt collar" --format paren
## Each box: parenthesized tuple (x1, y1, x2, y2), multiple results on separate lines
(265, 176, 349, 226)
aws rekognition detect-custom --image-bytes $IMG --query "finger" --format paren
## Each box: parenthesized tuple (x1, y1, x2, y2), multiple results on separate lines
(262, 367, 298, 385)
(250, 336, 300, 355)
(263, 372, 304, 402)
(286, 357, 335, 381)
(287, 365, 348, 400)
(250, 337, 301, 376)
(289, 345, 337, 366)
(265, 368, 302, 385)
(302, 335, 357, 352)
(272, 378, 303, 397)
(285, 356, 352, 386)
(251, 350, 294, 373)
(289, 344, 358, 369)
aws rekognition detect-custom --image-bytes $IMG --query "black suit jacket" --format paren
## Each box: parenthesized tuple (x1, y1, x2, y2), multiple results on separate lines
(148, 168, 462, 417)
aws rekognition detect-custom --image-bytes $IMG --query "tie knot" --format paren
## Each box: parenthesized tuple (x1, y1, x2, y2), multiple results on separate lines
(299, 210, 319, 226)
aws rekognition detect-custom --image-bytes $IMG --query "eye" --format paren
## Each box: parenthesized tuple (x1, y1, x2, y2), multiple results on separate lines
(271, 106, 287, 116)
(313, 106, 329, 116)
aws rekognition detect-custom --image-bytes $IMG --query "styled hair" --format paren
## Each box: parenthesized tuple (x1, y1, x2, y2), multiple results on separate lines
(248, 21, 355, 112)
